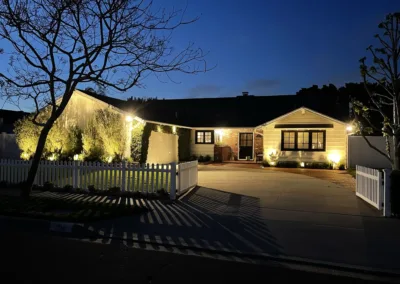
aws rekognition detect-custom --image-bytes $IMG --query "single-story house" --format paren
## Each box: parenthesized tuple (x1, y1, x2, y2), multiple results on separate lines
(55, 89, 351, 167)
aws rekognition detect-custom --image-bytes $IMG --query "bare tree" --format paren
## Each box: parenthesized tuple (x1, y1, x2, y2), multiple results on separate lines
(354, 12, 400, 170)
(0, 0, 207, 197)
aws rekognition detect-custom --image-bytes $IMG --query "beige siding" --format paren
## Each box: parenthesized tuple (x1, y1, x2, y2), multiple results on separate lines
(263, 108, 347, 166)
(59, 90, 120, 129)
(190, 129, 214, 158)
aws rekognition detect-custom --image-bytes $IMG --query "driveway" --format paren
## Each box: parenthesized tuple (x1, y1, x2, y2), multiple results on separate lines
(76, 165, 400, 272)
(197, 165, 373, 216)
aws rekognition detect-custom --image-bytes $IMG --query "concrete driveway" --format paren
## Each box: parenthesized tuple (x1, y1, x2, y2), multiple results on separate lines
(197, 165, 376, 216)
(77, 165, 400, 272)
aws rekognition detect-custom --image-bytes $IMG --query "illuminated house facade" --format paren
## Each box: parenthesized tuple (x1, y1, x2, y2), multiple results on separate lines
(70, 90, 350, 167)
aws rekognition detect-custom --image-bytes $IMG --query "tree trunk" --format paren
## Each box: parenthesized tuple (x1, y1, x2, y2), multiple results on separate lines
(20, 121, 54, 198)
(393, 135, 400, 171)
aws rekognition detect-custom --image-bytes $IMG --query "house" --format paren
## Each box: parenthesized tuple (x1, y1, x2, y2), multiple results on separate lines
(0, 109, 28, 159)
(60, 90, 350, 167)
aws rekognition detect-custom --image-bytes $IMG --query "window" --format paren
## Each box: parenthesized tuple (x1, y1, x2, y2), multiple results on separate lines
(297, 131, 309, 150)
(311, 131, 325, 150)
(281, 130, 325, 151)
(282, 131, 296, 149)
(195, 130, 214, 144)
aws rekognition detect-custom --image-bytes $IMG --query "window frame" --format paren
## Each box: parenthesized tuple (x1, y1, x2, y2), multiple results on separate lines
(281, 130, 326, 152)
(195, 130, 214, 144)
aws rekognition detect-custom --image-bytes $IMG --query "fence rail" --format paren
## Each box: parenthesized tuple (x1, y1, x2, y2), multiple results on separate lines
(0, 159, 198, 200)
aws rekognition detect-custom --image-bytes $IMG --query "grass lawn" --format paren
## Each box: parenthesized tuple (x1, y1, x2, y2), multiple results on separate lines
(0, 194, 148, 222)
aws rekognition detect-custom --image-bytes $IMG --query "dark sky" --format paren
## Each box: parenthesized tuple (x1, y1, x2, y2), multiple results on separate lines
(1, 0, 399, 111)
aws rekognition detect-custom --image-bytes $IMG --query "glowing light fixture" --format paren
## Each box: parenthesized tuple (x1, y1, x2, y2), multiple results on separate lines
(269, 161, 276, 166)
(48, 153, 56, 161)
(73, 154, 79, 161)
(346, 125, 353, 132)
(125, 115, 133, 122)
(300, 162, 305, 167)
(172, 126, 177, 134)
(107, 156, 113, 163)
(328, 152, 341, 164)
(21, 152, 30, 160)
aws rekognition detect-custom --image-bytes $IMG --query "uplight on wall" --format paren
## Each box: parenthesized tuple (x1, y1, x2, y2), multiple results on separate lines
(125, 115, 133, 122)
(328, 152, 341, 164)
(300, 162, 305, 167)
(346, 125, 353, 132)
(215, 129, 224, 143)
(172, 126, 177, 134)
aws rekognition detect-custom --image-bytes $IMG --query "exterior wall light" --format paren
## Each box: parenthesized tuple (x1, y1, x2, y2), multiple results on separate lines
(346, 125, 353, 132)
(125, 115, 133, 122)
(300, 162, 305, 167)
(172, 126, 177, 134)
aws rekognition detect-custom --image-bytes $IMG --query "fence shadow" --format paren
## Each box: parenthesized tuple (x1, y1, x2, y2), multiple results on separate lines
(74, 187, 283, 258)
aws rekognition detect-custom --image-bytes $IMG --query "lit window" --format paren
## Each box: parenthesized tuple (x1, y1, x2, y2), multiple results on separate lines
(297, 131, 309, 150)
(281, 130, 325, 151)
(196, 131, 214, 144)
(282, 131, 296, 149)
(312, 132, 325, 150)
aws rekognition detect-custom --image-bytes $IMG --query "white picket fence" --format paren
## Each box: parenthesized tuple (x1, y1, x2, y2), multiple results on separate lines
(356, 165, 391, 216)
(0, 159, 198, 200)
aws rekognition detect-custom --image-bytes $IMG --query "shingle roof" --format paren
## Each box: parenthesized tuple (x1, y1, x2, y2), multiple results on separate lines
(0, 109, 28, 133)
(80, 90, 350, 128)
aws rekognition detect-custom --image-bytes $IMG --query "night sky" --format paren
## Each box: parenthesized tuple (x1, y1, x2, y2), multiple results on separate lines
(1, 0, 399, 111)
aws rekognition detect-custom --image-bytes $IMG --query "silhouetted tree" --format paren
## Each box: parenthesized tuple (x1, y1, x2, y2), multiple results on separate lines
(354, 13, 400, 170)
(0, 0, 207, 197)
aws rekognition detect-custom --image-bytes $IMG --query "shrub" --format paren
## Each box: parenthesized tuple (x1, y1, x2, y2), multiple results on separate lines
(88, 185, 96, 193)
(391, 170, 400, 216)
(262, 161, 270, 167)
(0, 180, 8, 188)
(43, 181, 54, 191)
(190, 155, 198, 161)
(304, 162, 331, 169)
(338, 164, 345, 170)
(277, 161, 300, 168)
(198, 155, 205, 162)
(108, 186, 121, 195)
(63, 184, 73, 192)
(204, 155, 212, 162)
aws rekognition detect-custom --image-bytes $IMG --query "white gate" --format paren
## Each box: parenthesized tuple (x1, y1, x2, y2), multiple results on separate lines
(356, 165, 383, 209)
(177, 160, 198, 195)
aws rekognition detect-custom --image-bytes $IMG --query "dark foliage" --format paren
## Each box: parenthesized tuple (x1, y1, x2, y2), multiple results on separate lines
(277, 161, 300, 168)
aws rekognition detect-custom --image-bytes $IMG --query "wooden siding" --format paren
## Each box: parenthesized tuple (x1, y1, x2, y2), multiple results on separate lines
(262, 108, 347, 165)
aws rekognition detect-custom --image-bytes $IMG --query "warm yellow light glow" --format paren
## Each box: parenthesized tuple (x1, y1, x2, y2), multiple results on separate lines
(125, 115, 133, 122)
(215, 129, 224, 143)
(48, 153, 57, 161)
(73, 154, 79, 161)
(157, 125, 162, 132)
(172, 126, 177, 134)
(346, 125, 353, 132)
(107, 156, 113, 163)
(328, 152, 341, 164)
(300, 162, 305, 167)
(21, 152, 30, 160)
(267, 149, 277, 156)
(269, 161, 276, 166)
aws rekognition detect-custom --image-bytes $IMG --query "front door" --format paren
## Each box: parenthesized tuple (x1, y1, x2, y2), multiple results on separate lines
(239, 133, 253, 160)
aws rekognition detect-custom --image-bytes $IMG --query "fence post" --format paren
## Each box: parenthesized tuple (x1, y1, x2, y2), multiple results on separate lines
(170, 162, 177, 200)
(383, 169, 392, 217)
(121, 161, 126, 192)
